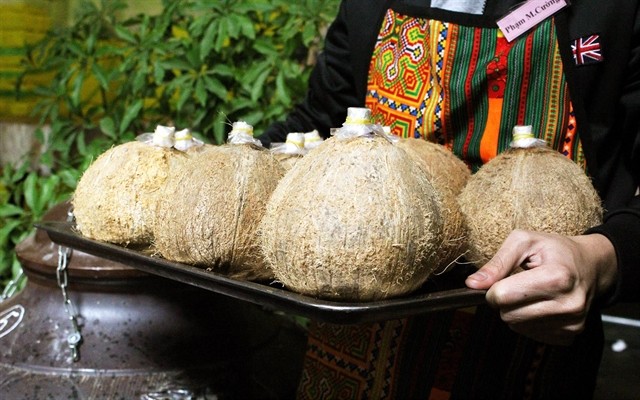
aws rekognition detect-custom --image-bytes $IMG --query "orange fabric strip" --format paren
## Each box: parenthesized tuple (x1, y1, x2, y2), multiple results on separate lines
(479, 97, 503, 163)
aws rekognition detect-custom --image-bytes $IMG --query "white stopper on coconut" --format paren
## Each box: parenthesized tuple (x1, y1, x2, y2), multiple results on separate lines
(303, 130, 323, 150)
(152, 125, 176, 148)
(510, 125, 547, 149)
(136, 125, 176, 148)
(270, 132, 306, 155)
(285, 132, 305, 151)
(333, 107, 397, 143)
(228, 120, 262, 146)
(173, 128, 204, 151)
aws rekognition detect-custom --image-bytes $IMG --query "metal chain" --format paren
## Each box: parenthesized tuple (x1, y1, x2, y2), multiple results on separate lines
(1, 269, 26, 302)
(56, 210, 82, 362)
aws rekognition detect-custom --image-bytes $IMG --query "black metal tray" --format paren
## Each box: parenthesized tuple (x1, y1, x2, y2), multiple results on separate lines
(36, 221, 486, 324)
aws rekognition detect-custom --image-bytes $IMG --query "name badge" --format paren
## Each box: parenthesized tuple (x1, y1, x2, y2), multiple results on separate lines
(497, 0, 570, 42)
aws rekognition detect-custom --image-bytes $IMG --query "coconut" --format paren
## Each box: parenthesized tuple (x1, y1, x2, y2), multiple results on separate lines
(458, 125, 603, 266)
(259, 108, 444, 301)
(396, 138, 470, 195)
(396, 138, 470, 271)
(153, 121, 285, 281)
(72, 126, 191, 245)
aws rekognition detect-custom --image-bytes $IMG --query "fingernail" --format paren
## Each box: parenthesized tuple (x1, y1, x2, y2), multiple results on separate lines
(468, 271, 488, 281)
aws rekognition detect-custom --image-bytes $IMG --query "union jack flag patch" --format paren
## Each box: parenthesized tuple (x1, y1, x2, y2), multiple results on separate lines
(571, 34, 603, 66)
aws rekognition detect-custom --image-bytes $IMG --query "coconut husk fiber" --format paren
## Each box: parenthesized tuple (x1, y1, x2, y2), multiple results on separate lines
(397, 138, 470, 195)
(396, 138, 471, 271)
(273, 153, 303, 171)
(458, 146, 603, 266)
(259, 135, 445, 301)
(72, 140, 188, 246)
(153, 143, 285, 281)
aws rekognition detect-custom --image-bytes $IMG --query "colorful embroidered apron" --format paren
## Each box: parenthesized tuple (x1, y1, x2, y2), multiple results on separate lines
(365, 9, 584, 170)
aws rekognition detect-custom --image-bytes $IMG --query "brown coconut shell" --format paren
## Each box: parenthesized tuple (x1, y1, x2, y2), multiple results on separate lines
(396, 138, 471, 271)
(458, 146, 603, 266)
(153, 144, 285, 281)
(72, 141, 188, 246)
(259, 136, 444, 301)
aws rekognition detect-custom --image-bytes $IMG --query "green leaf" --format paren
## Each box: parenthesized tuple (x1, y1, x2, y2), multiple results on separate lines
(119, 99, 143, 134)
(200, 20, 218, 61)
(70, 70, 85, 109)
(76, 130, 88, 157)
(186, 46, 201, 68)
(214, 18, 227, 52)
(210, 64, 234, 77)
(225, 15, 240, 39)
(22, 172, 38, 214)
(237, 15, 256, 39)
(202, 75, 227, 100)
(58, 170, 80, 190)
(67, 42, 84, 58)
(253, 39, 278, 57)
(0, 220, 24, 247)
(238, 110, 265, 127)
(132, 69, 147, 94)
(159, 58, 193, 71)
(91, 62, 109, 89)
(153, 60, 166, 82)
(99, 117, 117, 139)
(275, 70, 292, 105)
(195, 78, 207, 106)
(302, 21, 317, 46)
(176, 86, 193, 111)
(115, 25, 137, 44)
(36, 175, 61, 216)
(0, 204, 25, 218)
(241, 62, 270, 88)
(250, 67, 271, 102)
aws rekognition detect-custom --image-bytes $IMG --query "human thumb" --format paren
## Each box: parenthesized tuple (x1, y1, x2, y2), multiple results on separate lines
(465, 230, 532, 289)
(465, 259, 505, 289)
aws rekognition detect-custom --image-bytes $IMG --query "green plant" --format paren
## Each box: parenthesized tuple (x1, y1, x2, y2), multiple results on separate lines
(0, 163, 77, 290)
(1, 0, 340, 291)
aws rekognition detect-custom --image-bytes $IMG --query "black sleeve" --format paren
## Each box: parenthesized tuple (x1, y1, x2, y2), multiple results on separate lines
(588, 201, 640, 303)
(586, 4, 640, 303)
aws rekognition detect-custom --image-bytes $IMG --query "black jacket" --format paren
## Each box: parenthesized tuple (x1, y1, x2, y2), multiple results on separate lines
(260, 0, 640, 302)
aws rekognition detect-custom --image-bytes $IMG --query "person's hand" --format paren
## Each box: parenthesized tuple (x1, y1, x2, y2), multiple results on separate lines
(465, 230, 618, 345)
